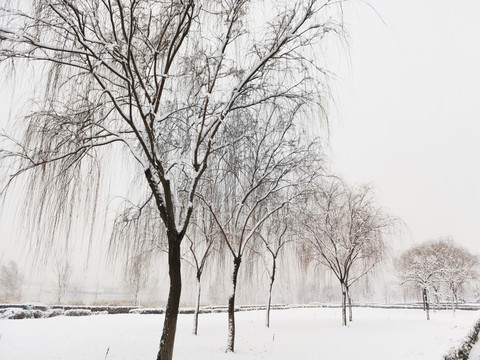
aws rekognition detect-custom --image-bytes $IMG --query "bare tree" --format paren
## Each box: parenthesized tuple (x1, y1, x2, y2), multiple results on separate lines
(0, 260, 23, 302)
(54, 256, 73, 304)
(201, 104, 323, 352)
(184, 203, 216, 336)
(304, 179, 394, 326)
(396, 241, 442, 320)
(124, 253, 150, 306)
(0, 1, 345, 358)
(437, 240, 478, 311)
(256, 207, 292, 328)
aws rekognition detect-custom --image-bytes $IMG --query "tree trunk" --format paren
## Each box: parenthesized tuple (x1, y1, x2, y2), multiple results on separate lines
(193, 271, 202, 335)
(452, 287, 457, 314)
(227, 256, 241, 353)
(422, 288, 426, 311)
(347, 287, 352, 322)
(341, 282, 347, 326)
(423, 288, 430, 320)
(266, 258, 276, 328)
(156, 234, 182, 360)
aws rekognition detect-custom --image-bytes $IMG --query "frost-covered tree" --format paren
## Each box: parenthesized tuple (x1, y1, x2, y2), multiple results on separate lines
(304, 179, 394, 326)
(398, 238, 478, 315)
(396, 241, 442, 320)
(0, 1, 346, 358)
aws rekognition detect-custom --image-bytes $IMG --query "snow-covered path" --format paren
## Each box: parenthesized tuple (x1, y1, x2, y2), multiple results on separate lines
(0, 307, 478, 360)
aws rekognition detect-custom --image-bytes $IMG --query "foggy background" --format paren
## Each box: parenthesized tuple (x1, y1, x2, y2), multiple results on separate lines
(0, 0, 479, 306)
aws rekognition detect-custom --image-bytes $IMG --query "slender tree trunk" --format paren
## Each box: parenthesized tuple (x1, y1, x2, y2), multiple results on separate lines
(423, 288, 430, 320)
(347, 287, 352, 322)
(193, 271, 202, 335)
(452, 288, 457, 314)
(422, 289, 426, 311)
(341, 282, 347, 326)
(266, 257, 276, 328)
(227, 256, 242, 353)
(157, 234, 182, 360)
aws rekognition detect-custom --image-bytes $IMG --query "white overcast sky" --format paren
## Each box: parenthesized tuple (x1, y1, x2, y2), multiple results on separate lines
(0, 0, 479, 265)
(329, 0, 480, 253)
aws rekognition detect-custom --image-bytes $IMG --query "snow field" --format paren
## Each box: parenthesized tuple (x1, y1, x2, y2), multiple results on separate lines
(470, 341, 480, 359)
(0, 307, 479, 360)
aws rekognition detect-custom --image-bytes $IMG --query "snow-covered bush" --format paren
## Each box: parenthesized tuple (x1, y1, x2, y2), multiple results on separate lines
(31, 310, 44, 318)
(129, 308, 164, 315)
(1, 308, 25, 319)
(64, 309, 92, 317)
(102, 306, 136, 314)
(0, 308, 44, 319)
(179, 308, 194, 314)
(93, 310, 109, 315)
(45, 308, 65, 318)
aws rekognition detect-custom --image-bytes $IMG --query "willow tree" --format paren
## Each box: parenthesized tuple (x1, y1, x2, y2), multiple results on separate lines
(201, 103, 323, 352)
(256, 206, 293, 328)
(304, 179, 395, 326)
(0, 1, 346, 359)
(435, 239, 478, 312)
(124, 252, 151, 306)
(184, 200, 217, 336)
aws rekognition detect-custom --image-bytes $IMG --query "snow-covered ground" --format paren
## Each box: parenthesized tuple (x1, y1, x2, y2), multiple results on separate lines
(0, 307, 478, 360)
(470, 340, 480, 359)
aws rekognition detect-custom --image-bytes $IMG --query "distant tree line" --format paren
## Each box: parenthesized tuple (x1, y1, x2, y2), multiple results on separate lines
(396, 238, 478, 320)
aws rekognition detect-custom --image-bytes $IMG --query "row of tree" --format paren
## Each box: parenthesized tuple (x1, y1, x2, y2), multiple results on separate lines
(0, 1, 477, 360)
(114, 174, 396, 348)
(396, 238, 478, 320)
(0, 0, 345, 355)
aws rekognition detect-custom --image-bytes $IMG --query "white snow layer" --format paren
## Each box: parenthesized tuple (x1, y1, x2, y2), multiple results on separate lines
(470, 339, 480, 359)
(0, 307, 478, 360)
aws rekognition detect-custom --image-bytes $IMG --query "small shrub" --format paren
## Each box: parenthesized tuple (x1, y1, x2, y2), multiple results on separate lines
(0, 308, 42, 319)
(64, 309, 92, 317)
(45, 308, 65, 318)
